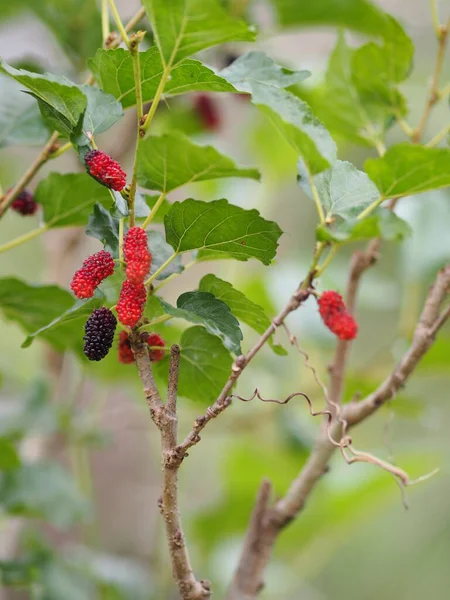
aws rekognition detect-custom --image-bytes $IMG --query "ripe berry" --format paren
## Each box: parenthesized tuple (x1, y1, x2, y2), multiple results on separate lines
(116, 280, 147, 327)
(317, 290, 358, 341)
(84, 150, 127, 191)
(70, 250, 115, 299)
(123, 227, 152, 284)
(118, 330, 134, 364)
(146, 332, 165, 362)
(83, 307, 117, 361)
(194, 94, 221, 131)
(11, 190, 38, 216)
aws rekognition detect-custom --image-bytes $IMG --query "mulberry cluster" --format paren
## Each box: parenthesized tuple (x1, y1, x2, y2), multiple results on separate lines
(83, 307, 117, 361)
(317, 290, 358, 341)
(123, 227, 152, 284)
(84, 150, 127, 191)
(71, 250, 115, 299)
(11, 190, 38, 216)
(116, 280, 147, 327)
(118, 331, 165, 364)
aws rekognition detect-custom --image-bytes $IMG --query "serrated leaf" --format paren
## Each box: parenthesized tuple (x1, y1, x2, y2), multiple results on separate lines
(316, 208, 411, 243)
(0, 461, 88, 528)
(0, 278, 74, 340)
(220, 51, 310, 93)
(160, 291, 243, 354)
(164, 198, 282, 265)
(298, 158, 380, 219)
(365, 144, 450, 198)
(71, 85, 123, 146)
(272, 0, 388, 36)
(148, 231, 185, 280)
(0, 75, 50, 148)
(199, 274, 287, 355)
(23, 294, 105, 352)
(250, 83, 336, 174)
(89, 48, 236, 109)
(142, 0, 256, 66)
(35, 173, 112, 227)
(0, 59, 87, 136)
(154, 326, 232, 404)
(136, 132, 260, 192)
(85, 203, 120, 256)
(0, 439, 21, 471)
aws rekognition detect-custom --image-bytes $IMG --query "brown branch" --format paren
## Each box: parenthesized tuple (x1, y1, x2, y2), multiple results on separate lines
(226, 263, 450, 599)
(132, 340, 210, 600)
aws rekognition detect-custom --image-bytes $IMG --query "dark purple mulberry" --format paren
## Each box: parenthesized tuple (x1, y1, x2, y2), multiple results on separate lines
(83, 307, 117, 361)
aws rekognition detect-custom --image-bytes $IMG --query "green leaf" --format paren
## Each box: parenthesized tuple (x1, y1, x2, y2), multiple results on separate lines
(0, 277, 74, 339)
(298, 158, 380, 219)
(250, 83, 336, 174)
(148, 231, 185, 280)
(0, 461, 88, 528)
(136, 132, 260, 192)
(22, 294, 105, 352)
(71, 86, 123, 146)
(35, 173, 112, 227)
(220, 51, 310, 92)
(272, 0, 388, 36)
(160, 291, 243, 354)
(142, 0, 256, 66)
(316, 208, 412, 243)
(0, 75, 50, 148)
(0, 439, 20, 471)
(199, 274, 287, 355)
(154, 326, 232, 404)
(0, 59, 87, 137)
(164, 198, 282, 265)
(85, 203, 120, 257)
(89, 48, 236, 109)
(365, 144, 450, 198)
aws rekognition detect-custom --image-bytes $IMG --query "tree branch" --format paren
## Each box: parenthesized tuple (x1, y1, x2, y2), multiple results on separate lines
(226, 263, 450, 599)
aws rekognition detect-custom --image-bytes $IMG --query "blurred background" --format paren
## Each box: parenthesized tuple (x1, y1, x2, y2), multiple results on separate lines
(0, 0, 449, 598)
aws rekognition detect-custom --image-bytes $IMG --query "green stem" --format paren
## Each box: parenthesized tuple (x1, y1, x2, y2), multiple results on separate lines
(139, 314, 173, 329)
(140, 67, 170, 134)
(356, 195, 386, 221)
(108, 0, 129, 46)
(308, 170, 325, 224)
(145, 253, 178, 285)
(142, 192, 167, 229)
(430, 0, 441, 38)
(152, 260, 195, 293)
(49, 141, 73, 159)
(439, 83, 450, 100)
(299, 242, 327, 290)
(101, 0, 110, 42)
(426, 124, 450, 147)
(0, 225, 49, 254)
(119, 217, 124, 263)
(315, 244, 338, 277)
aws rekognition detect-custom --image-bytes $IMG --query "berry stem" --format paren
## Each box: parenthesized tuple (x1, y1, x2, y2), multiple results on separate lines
(119, 217, 125, 264)
(145, 252, 179, 285)
(0, 225, 49, 254)
(142, 192, 167, 229)
(107, 0, 129, 46)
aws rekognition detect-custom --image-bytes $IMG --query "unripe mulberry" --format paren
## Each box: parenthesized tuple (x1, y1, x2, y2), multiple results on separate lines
(118, 330, 134, 364)
(84, 150, 127, 191)
(123, 227, 152, 283)
(317, 290, 358, 341)
(146, 332, 165, 362)
(116, 280, 147, 327)
(194, 94, 221, 130)
(11, 190, 38, 216)
(70, 250, 115, 299)
(83, 307, 117, 361)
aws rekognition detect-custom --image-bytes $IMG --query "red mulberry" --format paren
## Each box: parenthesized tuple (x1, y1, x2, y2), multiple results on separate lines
(83, 307, 117, 361)
(194, 94, 221, 131)
(146, 332, 165, 362)
(123, 227, 152, 284)
(11, 190, 38, 216)
(70, 250, 115, 299)
(116, 280, 147, 327)
(118, 330, 135, 364)
(317, 290, 358, 341)
(85, 150, 127, 191)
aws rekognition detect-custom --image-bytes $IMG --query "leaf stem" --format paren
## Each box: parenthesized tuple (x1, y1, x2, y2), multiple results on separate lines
(101, 0, 110, 42)
(107, 0, 129, 46)
(308, 170, 325, 224)
(119, 217, 124, 263)
(145, 253, 179, 285)
(430, 0, 441, 38)
(49, 141, 73, 159)
(0, 225, 49, 254)
(152, 260, 195, 293)
(426, 123, 450, 147)
(140, 67, 170, 134)
(356, 195, 385, 221)
(139, 314, 173, 329)
(315, 244, 338, 277)
(142, 192, 167, 229)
